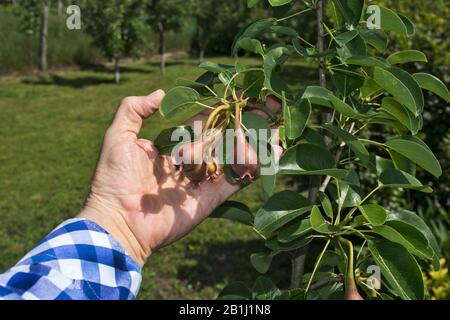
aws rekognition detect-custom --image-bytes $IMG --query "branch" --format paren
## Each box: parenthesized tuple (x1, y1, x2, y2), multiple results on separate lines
(290, 250, 307, 289)
(291, 0, 328, 290)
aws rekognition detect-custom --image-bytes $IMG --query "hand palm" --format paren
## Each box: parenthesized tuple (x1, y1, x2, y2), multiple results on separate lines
(81, 90, 280, 264)
(85, 91, 236, 258)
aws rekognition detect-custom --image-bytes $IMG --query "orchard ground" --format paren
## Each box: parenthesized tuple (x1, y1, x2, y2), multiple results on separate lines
(0, 55, 317, 299)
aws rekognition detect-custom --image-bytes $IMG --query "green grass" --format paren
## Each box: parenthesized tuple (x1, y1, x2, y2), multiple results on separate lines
(0, 55, 315, 299)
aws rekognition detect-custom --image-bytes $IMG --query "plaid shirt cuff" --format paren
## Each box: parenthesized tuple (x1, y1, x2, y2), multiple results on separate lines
(0, 218, 142, 300)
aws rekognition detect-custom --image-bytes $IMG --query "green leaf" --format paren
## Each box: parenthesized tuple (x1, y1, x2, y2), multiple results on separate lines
(372, 67, 424, 116)
(301, 128, 327, 148)
(372, 156, 395, 175)
(337, 35, 366, 60)
(264, 46, 293, 96)
(232, 19, 277, 55)
(360, 78, 382, 98)
(358, 27, 388, 52)
(328, 94, 375, 119)
(358, 204, 387, 226)
(265, 237, 311, 252)
(413, 73, 450, 102)
(268, 0, 292, 6)
(270, 26, 298, 37)
(292, 38, 309, 58)
(378, 7, 410, 36)
(252, 277, 282, 300)
(330, 66, 365, 96)
(261, 172, 277, 200)
(199, 61, 234, 74)
(277, 218, 311, 243)
(346, 56, 389, 68)
(385, 138, 442, 177)
(380, 97, 420, 135)
(219, 282, 251, 300)
(241, 112, 272, 144)
(218, 71, 233, 87)
(387, 208, 441, 269)
(250, 252, 273, 274)
(254, 191, 312, 237)
(283, 97, 311, 140)
(243, 70, 265, 97)
(388, 149, 416, 175)
(328, 181, 364, 208)
(335, 30, 358, 46)
(398, 13, 415, 36)
(301, 86, 333, 107)
(160, 86, 201, 118)
(368, 240, 425, 300)
(319, 191, 333, 219)
(310, 206, 339, 234)
(154, 126, 194, 155)
(379, 168, 432, 193)
(332, 0, 364, 26)
(210, 201, 254, 225)
(322, 123, 369, 164)
(387, 50, 427, 65)
(372, 223, 433, 260)
(279, 143, 348, 178)
(247, 0, 260, 8)
(234, 37, 265, 55)
(177, 75, 215, 97)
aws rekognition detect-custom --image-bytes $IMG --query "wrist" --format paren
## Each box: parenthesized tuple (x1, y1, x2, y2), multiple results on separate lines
(78, 197, 151, 266)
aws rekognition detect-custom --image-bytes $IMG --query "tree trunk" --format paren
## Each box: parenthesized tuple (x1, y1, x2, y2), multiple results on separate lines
(199, 47, 205, 63)
(290, 0, 328, 290)
(307, 0, 329, 204)
(58, 0, 63, 16)
(158, 22, 166, 75)
(39, 3, 49, 71)
(114, 56, 120, 84)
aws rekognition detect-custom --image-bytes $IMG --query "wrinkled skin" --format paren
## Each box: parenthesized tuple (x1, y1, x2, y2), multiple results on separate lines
(79, 90, 282, 265)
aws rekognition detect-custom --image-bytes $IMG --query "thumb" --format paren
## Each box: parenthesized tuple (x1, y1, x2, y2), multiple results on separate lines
(108, 89, 165, 136)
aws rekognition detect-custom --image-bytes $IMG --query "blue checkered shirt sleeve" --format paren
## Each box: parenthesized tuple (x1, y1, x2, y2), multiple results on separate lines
(0, 218, 142, 300)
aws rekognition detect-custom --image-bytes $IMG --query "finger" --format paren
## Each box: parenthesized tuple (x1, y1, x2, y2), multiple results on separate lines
(136, 139, 159, 160)
(266, 95, 282, 114)
(272, 144, 284, 162)
(109, 89, 165, 136)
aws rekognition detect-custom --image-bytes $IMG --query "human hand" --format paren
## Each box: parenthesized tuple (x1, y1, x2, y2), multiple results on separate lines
(78, 89, 281, 266)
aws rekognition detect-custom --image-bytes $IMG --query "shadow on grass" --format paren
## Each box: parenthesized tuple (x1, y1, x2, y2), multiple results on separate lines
(146, 60, 197, 69)
(85, 65, 153, 75)
(22, 74, 118, 88)
(177, 239, 292, 291)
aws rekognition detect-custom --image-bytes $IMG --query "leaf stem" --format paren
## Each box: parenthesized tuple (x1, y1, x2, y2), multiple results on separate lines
(342, 185, 382, 224)
(305, 239, 331, 293)
(223, 72, 241, 100)
(277, 8, 314, 22)
(195, 102, 216, 110)
(359, 139, 386, 148)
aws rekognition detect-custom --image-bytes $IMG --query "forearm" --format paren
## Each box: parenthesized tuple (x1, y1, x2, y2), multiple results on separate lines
(0, 218, 142, 300)
(78, 196, 150, 266)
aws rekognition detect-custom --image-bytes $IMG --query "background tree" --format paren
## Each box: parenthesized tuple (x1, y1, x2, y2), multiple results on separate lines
(189, 0, 249, 62)
(145, 0, 185, 74)
(18, 0, 49, 71)
(82, 0, 144, 84)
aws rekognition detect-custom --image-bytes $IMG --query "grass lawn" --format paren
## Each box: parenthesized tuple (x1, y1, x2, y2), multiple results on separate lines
(0, 55, 316, 299)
